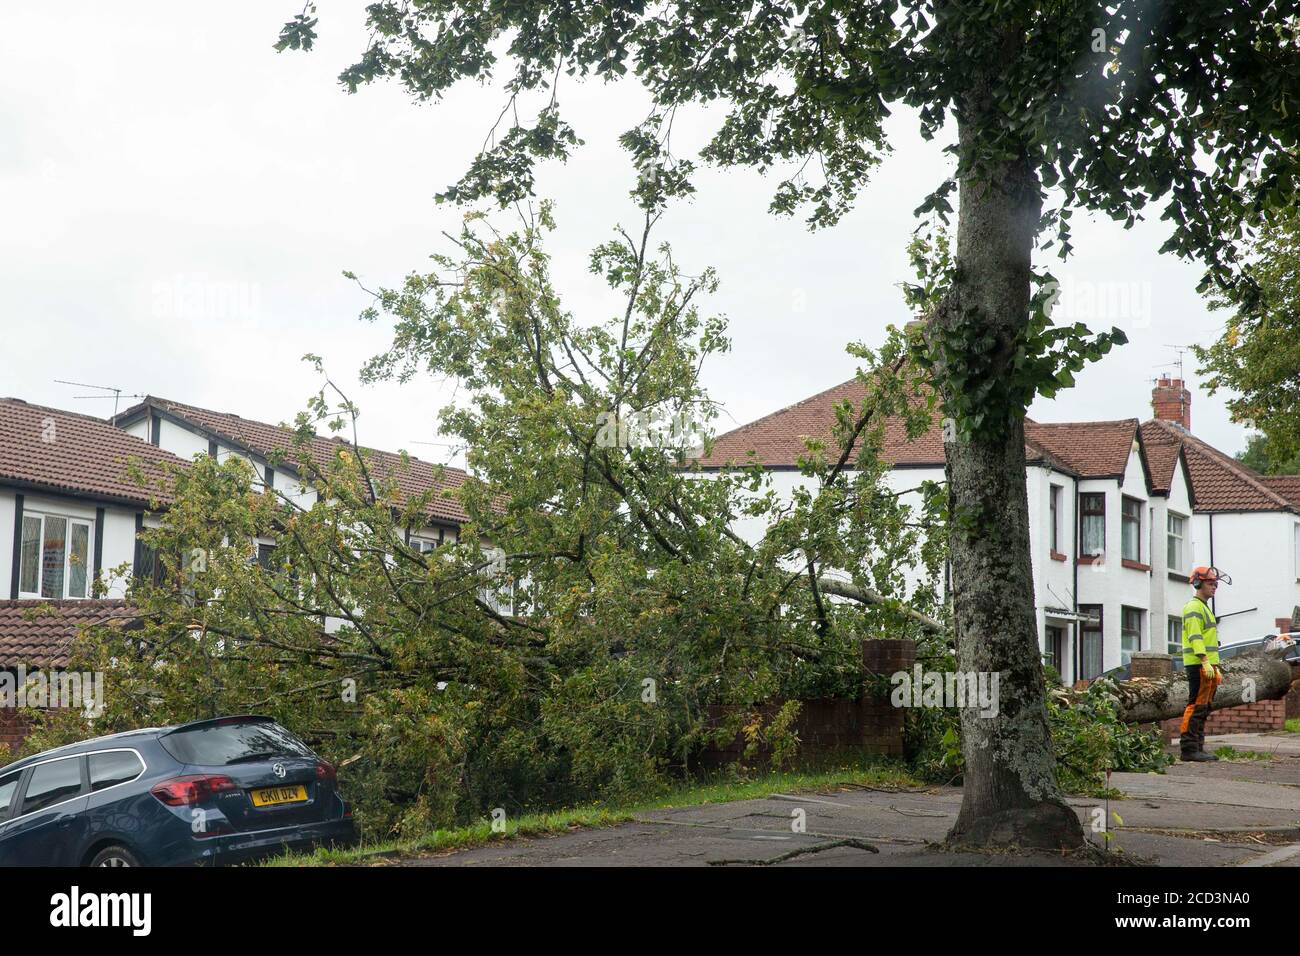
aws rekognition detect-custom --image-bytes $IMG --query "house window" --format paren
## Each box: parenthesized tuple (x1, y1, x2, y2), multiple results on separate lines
(135, 540, 166, 586)
(1167, 512, 1186, 572)
(1049, 485, 1061, 553)
(477, 548, 514, 616)
(1121, 606, 1143, 664)
(1043, 625, 1064, 674)
(410, 530, 444, 553)
(1080, 606, 1104, 679)
(1121, 497, 1142, 562)
(256, 542, 277, 571)
(1080, 493, 1105, 556)
(19, 512, 93, 599)
(1167, 616, 1182, 656)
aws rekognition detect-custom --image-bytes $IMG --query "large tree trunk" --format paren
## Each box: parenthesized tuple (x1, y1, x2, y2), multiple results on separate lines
(1095, 655, 1298, 723)
(930, 107, 1085, 850)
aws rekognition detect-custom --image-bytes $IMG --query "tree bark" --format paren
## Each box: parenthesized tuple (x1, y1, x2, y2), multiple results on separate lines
(931, 107, 1085, 850)
(812, 576, 946, 633)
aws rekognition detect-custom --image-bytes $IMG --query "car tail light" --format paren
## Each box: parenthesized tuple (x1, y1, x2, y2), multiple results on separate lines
(150, 774, 238, 806)
(315, 760, 336, 783)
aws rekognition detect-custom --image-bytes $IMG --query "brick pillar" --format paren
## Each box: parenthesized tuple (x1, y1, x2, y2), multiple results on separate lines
(862, 638, 916, 676)
(860, 639, 916, 758)
(1130, 651, 1174, 680)
(1130, 653, 1176, 741)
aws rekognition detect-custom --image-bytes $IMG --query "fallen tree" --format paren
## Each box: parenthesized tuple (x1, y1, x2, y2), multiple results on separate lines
(1056, 652, 1299, 724)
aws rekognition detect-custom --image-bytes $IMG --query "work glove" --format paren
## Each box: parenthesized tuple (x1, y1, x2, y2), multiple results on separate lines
(1201, 660, 1215, 680)
(1213, 664, 1223, 682)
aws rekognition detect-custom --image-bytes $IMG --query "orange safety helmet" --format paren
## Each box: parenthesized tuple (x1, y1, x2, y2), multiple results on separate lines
(1189, 566, 1232, 587)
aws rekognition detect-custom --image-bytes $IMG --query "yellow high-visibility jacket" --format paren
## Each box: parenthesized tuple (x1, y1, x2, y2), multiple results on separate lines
(1181, 596, 1219, 666)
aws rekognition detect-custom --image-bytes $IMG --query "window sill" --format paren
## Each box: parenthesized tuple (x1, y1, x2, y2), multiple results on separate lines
(1050, 551, 1068, 563)
(1077, 554, 1102, 565)
(1122, 559, 1151, 572)
(1171, 571, 1190, 583)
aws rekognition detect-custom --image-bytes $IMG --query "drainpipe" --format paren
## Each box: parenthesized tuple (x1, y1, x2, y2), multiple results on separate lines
(1073, 483, 1081, 684)
(1208, 514, 1216, 615)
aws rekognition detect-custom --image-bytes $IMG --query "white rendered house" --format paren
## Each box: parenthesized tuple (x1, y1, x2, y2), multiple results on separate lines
(694, 378, 1300, 684)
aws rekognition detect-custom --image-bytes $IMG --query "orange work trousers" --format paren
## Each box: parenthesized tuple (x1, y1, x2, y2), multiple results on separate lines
(1179, 664, 1222, 755)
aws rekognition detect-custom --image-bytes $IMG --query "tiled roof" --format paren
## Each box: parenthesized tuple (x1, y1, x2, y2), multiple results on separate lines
(0, 399, 183, 506)
(1258, 475, 1300, 508)
(1137, 421, 1183, 495)
(1022, 420, 1138, 478)
(0, 600, 138, 668)
(695, 378, 882, 468)
(116, 397, 473, 524)
(694, 377, 1128, 477)
(1141, 418, 1297, 513)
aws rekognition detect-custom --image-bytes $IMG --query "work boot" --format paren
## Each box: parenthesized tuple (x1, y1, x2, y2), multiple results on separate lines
(1181, 751, 1217, 762)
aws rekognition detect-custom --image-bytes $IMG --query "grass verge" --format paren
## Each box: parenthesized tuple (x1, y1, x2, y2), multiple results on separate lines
(260, 757, 923, 867)
(1212, 745, 1275, 762)
(1285, 718, 1300, 734)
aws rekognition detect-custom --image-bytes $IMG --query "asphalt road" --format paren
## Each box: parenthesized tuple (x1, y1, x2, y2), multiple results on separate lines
(397, 732, 1300, 867)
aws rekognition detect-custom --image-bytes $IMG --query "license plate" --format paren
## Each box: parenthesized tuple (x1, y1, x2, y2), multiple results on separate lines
(250, 785, 308, 807)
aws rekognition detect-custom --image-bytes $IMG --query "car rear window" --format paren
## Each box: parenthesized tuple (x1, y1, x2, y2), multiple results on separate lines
(158, 721, 315, 766)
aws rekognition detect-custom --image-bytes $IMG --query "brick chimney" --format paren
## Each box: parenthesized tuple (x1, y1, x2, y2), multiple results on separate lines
(1152, 377, 1191, 430)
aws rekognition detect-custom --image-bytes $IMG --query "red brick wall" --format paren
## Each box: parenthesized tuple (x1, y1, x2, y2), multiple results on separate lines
(698, 639, 915, 766)
(0, 709, 34, 759)
(1161, 698, 1287, 738)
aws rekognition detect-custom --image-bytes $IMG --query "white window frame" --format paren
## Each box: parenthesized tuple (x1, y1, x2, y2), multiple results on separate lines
(1121, 496, 1143, 563)
(1167, 511, 1186, 573)
(1167, 616, 1182, 656)
(1079, 492, 1105, 557)
(410, 534, 442, 554)
(1049, 484, 1061, 553)
(1294, 523, 1300, 582)
(477, 547, 514, 616)
(18, 511, 94, 600)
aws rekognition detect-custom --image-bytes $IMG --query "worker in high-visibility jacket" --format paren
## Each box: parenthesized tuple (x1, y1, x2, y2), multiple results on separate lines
(1179, 566, 1231, 762)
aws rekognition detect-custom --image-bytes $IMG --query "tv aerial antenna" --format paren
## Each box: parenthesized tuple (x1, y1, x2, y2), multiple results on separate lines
(1150, 345, 1188, 379)
(54, 380, 146, 419)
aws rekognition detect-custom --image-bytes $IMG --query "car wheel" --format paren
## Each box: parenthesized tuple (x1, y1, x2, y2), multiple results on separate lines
(90, 845, 141, 868)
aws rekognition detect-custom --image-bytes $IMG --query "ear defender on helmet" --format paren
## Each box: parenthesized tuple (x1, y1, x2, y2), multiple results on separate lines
(1189, 566, 1231, 587)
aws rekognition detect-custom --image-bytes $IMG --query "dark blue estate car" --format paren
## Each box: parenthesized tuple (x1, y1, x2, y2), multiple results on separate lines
(0, 716, 356, 866)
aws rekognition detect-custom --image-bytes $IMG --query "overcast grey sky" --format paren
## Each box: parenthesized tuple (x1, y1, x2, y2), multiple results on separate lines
(1, 2, 1248, 470)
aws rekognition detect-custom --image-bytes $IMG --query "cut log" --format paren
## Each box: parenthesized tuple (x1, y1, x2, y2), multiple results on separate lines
(1055, 652, 1298, 724)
